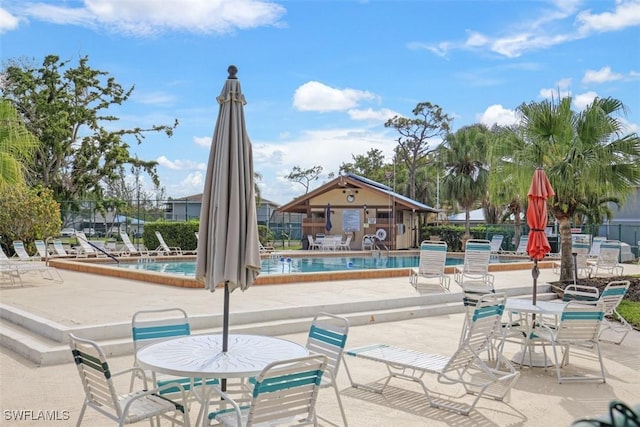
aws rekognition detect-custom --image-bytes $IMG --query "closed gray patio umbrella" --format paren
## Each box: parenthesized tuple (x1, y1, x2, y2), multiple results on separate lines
(195, 65, 261, 354)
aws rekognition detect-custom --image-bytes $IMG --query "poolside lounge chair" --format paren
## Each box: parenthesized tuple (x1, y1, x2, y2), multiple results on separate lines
(514, 235, 528, 255)
(208, 354, 327, 427)
(489, 234, 504, 254)
(120, 232, 150, 256)
(338, 235, 352, 251)
(598, 280, 632, 345)
(259, 241, 275, 253)
(305, 312, 350, 427)
(155, 231, 182, 255)
(69, 333, 191, 427)
(344, 292, 519, 416)
(307, 235, 321, 250)
(1, 244, 63, 283)
(52, 239, 75, 257)
(410, 240, 450, 292)
(552, 241, 592, 278)
(528, 300, 606, 383)
(588, 236, 607, 258)
(74, 231, 99, 257)
(454, 239, 495, 293)
(12, 240, 40, 261)
(34, 240, 51, 259)
(589, 240, 624, 277)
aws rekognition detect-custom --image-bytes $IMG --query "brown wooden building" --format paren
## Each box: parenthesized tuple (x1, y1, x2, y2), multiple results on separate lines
(277, 173, 439, 250)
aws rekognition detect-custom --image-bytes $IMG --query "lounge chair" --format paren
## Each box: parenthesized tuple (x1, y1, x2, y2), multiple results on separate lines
(552, 241, 592, 278)
(410, 240, 450, 292)
(589, 240, 624, 277)
(12, 240, 39, 261)
(120, 232, 150, 256)
(74, 231, 98, 257)
(489, 234, 504, 254)
(259, 241, 275, 254)
(208, 354, 328, 427)
(305, 312, 350, 427)
(454, 239, 495, 292)
(344, 293, 519, 416)
(154, 231, 182, 255)
(598, 280, 632, 344)
(528, 300, 606, 383)
(514, 235, 528, 255)
(3, 243, 63, 283)
(69, 333, 191, 427)
(588, 236, 607, 258)
(34, 240, 51, 259)
(52, 239, 75, 257)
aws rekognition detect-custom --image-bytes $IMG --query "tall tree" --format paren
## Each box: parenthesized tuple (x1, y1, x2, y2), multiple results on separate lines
(339, 148, 387, 183)
(0, 99, 37, 189)
(1, 55, 178, 202)
(285, 165, 323, 194)
(498, 96, 640, 281)
(385, 102, 452, 200)
(437, 124, 491, 240)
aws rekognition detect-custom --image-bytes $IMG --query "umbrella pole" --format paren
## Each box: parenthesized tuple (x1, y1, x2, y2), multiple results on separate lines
(222, 282, 230, 392)
(532, 260, 539, 306)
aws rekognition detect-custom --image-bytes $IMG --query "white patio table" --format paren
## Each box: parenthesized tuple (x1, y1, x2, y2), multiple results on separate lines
(136, 333, 308, 426)
(504, 298, 567, 367)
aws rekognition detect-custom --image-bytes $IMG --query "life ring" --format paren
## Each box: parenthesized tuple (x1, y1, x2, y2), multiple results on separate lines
(375, 228, 387, 240)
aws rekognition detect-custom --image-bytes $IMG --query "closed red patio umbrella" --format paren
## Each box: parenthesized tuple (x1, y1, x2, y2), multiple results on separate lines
(526, 167, 555, 305)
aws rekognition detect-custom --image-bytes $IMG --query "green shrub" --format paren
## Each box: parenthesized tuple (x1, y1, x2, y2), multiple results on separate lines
(0, 185, 61, 255)
(143, 221, 199, 251)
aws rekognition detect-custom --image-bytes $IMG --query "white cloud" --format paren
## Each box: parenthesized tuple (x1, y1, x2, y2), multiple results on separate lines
(133, 91, 176, 106)
(540, 78, 572, 99)
(0, 7, 20, 33)
(573, 91, 598, 110)
(620, 117, 640, 134)
(582, 66, 625, 83)
(465, 31, 489, 47)
(292, 81, 377, 112)
(156, 155, 205, 171)
(347, 108, 400, 122)
(18, 0, 285, 36)
(193, 136, 211, 147)
(476, 104, 518, 127)
(577, 1, 640, 33)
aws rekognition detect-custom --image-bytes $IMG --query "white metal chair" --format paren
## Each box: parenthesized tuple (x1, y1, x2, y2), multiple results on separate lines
(5, 241, 63, 282)
(562, 284, 599, 302)
(69, 333, 191, 427)
(588, 236, 607, 258)
(130, 308, 218, 399)
(361, 234, 375, 251)
(74, 231, 99, 257)
(52, 239, 74, 257)
(529, 300, 606, 383)
(337, 235, 352, 251)
(409, 240, 450, 292)
(208, 354, 328, 427)
(12, 240, 39, 261)
(344, 293, 519, 416)
(305, 313, 349, 427)
(598, 280, 632, 344)
(589, 240, 624, 277)
(120, 232, 151, 256)
(513, 235, 528, 255)
(454, 239, 495, 292)
(155, 231, 183, 255)
(307, 235, 320, 250)
(553, 241, 593, 278)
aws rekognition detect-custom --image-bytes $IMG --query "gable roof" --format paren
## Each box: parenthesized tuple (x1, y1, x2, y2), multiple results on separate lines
(278, 173, 438, 214)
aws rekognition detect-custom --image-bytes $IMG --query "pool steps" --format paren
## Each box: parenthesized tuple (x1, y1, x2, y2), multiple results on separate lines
(0, 283, 555, 366)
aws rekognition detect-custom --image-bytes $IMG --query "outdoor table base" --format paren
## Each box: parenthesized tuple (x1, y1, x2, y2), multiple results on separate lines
(505, 299, 566, 368)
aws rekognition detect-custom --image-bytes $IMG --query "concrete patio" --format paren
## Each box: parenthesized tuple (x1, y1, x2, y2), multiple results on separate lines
(1, 262, 639, 426)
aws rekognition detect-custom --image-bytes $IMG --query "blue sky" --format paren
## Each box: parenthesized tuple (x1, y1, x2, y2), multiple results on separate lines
(2, 0, 639, 205)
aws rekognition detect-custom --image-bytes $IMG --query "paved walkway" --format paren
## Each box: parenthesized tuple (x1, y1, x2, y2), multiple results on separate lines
(1, 263, 639, 426)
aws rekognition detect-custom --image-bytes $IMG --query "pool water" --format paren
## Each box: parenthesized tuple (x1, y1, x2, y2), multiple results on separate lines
(116, 255, 469, 276)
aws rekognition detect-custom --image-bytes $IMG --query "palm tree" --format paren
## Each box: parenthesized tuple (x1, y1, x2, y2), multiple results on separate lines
(0, 99, 37, 189)
(496, 96, 640, 281)
(437, 124, 490, 242)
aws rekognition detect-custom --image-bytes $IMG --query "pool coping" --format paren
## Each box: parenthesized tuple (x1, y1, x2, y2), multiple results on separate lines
(48, 253, 554, 288)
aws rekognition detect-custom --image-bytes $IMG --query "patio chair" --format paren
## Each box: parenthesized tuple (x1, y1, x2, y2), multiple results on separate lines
(562, 284, 599, 302)
(4, 242, 63, 283)
(155, 231, 183, 255)
(69, 333, 191, 427)
(589, 240, 624, 277)
(489, 234, 504, 254)
(511, 235, 528, 255)
(409, 240, 450, 292)
(74, 231, 99, 257)
(130, 308, 218, 399)
(362, 234, 376, 251)
(208, 354, 328, 427)
(305, 312, 350, 427)
(598, 280, 632, 345)
(528, 300, 606, 383)
(34, 240, 51, 259)
(337, 235, 352, 251)
(307, 235, 321, 251)
(454, 239, 495, 293)
(0, 262, 21, 286)
(52, 239, 75, 257)
(344, 293, 519, 416)
(259, 241, 275, 254)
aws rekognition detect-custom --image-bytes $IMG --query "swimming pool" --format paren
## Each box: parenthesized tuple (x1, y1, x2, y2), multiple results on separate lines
(116, 255, 471, 276)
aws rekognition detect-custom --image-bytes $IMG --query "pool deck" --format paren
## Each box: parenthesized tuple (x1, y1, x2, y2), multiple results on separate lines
(1, 261, 639, 426)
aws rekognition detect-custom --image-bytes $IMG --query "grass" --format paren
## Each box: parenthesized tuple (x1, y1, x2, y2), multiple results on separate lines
(616, 301, 640, 329)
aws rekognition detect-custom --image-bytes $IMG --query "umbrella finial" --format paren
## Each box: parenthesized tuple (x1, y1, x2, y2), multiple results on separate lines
(227, 65, 238, 79)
